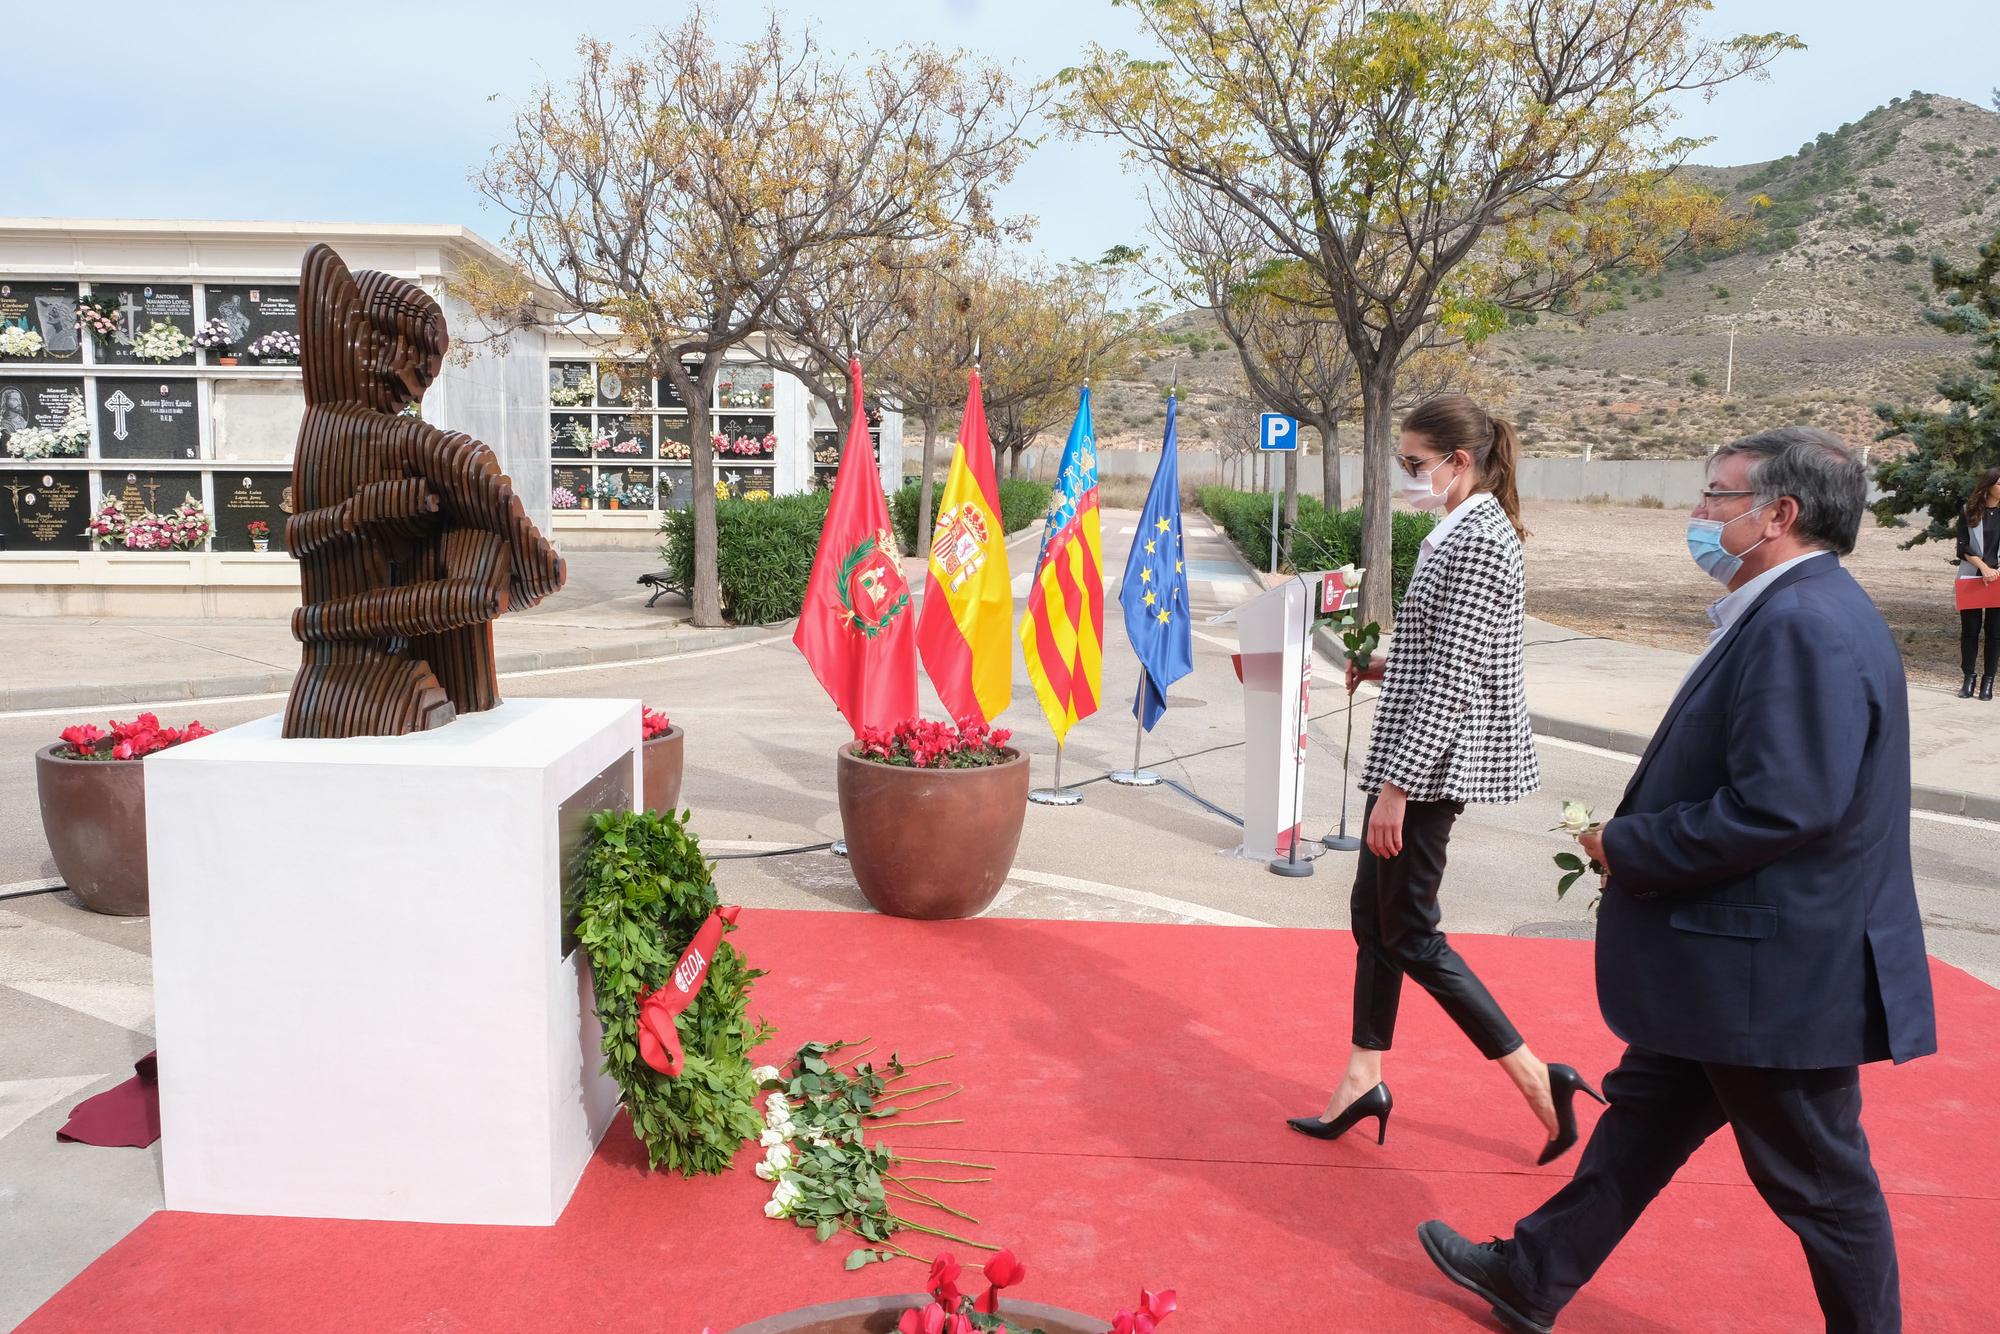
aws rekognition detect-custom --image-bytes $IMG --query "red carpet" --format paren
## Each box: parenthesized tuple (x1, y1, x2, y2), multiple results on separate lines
(24, 912, 2000, 1332)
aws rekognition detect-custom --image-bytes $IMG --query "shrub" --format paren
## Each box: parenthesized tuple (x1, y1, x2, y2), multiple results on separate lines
(1690, 371, 1711, 387)
(1892, 243, 1918, 264)
(661, 490, 830, 625)
(1196, 487, 1436, 607)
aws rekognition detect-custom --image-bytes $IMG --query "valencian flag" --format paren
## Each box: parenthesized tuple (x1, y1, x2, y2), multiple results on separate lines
(794, 359, 918, 735)
(917, 368, 1013, 724)
(1120, 390, 1194, 730)
(1019, 386, 1104, 742)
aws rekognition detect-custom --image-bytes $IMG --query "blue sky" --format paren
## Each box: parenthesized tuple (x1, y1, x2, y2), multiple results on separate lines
(5, 1, 1994, 267)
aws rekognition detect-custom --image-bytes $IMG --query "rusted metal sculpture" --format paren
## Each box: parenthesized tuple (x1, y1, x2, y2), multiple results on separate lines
(282, 243, 565, 739)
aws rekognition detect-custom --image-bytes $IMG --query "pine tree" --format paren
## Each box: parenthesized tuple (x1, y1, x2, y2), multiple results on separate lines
(1872, 230, 2000, 548)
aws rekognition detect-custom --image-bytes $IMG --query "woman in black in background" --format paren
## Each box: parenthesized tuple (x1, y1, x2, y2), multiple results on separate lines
(1957, 467, 2000, 699)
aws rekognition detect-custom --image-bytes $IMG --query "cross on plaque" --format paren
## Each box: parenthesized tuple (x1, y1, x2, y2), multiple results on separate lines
(3, 478, 24, 526)
(103, 389, 135, 440)
(143, 477, 161, 511)
(117, 291, 142, 343)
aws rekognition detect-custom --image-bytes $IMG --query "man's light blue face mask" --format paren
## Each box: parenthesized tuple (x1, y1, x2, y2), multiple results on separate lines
(1686, 498, 1775, 586)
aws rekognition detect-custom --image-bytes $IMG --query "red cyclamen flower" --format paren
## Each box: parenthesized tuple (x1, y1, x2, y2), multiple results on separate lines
(975, 1248, 1027, 1313)
(896, 1302, 947, 1334)
(928, 1254, 962, 1309)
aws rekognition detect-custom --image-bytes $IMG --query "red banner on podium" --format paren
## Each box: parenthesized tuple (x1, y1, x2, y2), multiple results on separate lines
(1956, 577, 2000, 611)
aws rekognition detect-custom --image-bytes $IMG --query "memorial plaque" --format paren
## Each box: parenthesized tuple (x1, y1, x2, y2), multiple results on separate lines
(550, 464, 590, 512)
(0, 469, 88, 549)
(95, 284, 197, 366)
(550, 412, 591, 458)
(557, 752, 634, 958)
(657, 464, 691, 511)
(716, 363, 774, 410)
(595, 413, 652, 461)
(214, 471, 292, 552)
(0, 376, 87, 453)
(0, 282, 82, 362)
(720, 464, 776, 499)
(656, 412, 692, 462)
(656, 361, 702, 410)
(105, 468, 203, 522)
(596, 362, 652, 409)
(201, 285, 299, 357)
(549, 360, 594, 407)
(717, 414, 775, 452)
(98, 378, 200, 459)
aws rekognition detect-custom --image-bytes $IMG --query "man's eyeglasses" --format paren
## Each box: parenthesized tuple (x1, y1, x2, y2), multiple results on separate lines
(1698, 488, 1757, 505)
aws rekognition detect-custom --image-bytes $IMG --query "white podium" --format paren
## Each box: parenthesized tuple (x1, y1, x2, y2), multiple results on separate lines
(1215, 575, 1319, 862)
(146, 697, 636, 1225)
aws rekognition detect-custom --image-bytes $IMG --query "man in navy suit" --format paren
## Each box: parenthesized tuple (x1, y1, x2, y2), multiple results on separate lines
(1416, 427, 1937, 1333)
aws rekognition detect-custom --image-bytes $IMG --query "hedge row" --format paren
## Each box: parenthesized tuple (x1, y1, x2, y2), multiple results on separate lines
(1196, 487, 1437, 607)
(892, 478, 1052, 556)
(657, 478, 1055, 626)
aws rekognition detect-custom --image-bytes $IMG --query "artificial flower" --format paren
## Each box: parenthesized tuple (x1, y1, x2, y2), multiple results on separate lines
(751, 1064, 780, 1084)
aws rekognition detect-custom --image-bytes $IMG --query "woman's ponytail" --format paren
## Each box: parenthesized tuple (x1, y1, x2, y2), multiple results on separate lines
(1487, 417, 1528, 541)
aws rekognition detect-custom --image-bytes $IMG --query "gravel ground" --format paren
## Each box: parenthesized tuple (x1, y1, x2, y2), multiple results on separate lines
(1519, 499, 1966, 691)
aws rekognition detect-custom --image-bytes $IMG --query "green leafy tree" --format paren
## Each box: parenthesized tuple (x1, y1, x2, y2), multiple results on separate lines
(1064, 0, 1794, 623)
(1873, 232, 2000, 547)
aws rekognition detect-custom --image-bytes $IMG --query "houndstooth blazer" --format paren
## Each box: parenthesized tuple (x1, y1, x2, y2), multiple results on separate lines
(1359, 493, 1540, 805)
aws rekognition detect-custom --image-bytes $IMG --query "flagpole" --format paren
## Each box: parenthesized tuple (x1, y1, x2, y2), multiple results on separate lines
(1111, 364, 1171, 789)
(1029, 740, 1083, 806)
(1270, 573, 1314, 877)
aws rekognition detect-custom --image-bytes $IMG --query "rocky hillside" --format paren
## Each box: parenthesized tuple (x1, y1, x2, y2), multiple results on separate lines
(1087, 91, 2000, 461)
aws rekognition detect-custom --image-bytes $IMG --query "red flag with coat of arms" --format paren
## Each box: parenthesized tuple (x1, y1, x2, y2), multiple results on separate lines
(794, 359, 918, 735)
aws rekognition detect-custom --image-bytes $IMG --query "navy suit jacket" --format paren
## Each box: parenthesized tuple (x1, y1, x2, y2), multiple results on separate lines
(1598, 554, 1937, 1069)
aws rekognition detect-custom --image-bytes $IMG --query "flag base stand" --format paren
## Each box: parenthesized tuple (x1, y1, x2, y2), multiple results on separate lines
(1267, 854, 1314, 878)
(831, 840, 848, 858)
(1320, 833, 1362, 852)
(1108, 769, 1161, 787)
(1029, 743, 1084, 806)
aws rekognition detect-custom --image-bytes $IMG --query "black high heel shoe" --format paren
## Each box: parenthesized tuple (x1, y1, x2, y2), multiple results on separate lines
(1287, 1083, 1393, 1145)
(1537, 1063, 1607, 1166)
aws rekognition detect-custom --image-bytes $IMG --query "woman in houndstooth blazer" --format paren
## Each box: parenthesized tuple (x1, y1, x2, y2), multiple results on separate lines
(1287, 397, 1603, 1166)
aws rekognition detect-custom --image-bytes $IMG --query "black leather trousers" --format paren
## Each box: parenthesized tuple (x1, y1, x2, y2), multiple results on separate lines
(1349, 795, 1523, 1060)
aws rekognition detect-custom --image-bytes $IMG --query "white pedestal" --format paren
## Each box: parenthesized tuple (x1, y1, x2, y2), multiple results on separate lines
(146, 697, 637, 1225)
(1215, 577, 1317, 861)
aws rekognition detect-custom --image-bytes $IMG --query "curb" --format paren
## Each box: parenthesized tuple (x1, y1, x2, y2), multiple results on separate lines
(0, 622, 782, 714)
(1309, 626, 2000, 825)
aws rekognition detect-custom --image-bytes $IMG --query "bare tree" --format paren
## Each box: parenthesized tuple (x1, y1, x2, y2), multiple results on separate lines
(461, 8, 1034, 625)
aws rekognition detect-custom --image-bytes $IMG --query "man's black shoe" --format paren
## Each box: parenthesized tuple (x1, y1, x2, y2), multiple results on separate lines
(1417, 1220, 1558, 1333)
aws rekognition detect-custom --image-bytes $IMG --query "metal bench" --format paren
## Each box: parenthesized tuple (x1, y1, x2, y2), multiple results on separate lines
(636, 571, 685, 608)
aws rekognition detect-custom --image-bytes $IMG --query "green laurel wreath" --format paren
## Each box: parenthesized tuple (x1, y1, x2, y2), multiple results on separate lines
(837, 537, 910, 639)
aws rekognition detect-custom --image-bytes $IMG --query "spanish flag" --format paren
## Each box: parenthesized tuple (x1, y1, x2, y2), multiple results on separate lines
(1019, 387, 1103, 742)
(916, 368, 1012, 724)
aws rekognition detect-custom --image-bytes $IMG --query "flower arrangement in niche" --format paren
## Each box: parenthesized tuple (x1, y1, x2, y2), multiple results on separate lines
(743, 489, 772, 503)
(248, 330, 300, 362)
(130, 321, 193, 362)
(559, 422, 593, 452)
(611, 438, 644, 456)
(77, 297, 121, 346)
(4, 393, 91, 459)
(0, 325, 47, 358)
(84, 498, 128, 548)
(551, 486, 579, 510)
(661, 438, 692, 461)
(121, 495, 212, 551)
(589, 475, 624, 504)
(711, 432, 776, 458)
(854, 719, 1013, 770)
(623, 481, 655, 508)
(193, 318, 236, 351)
(55, 713, 213, 762)
(549, 374, 594, 407)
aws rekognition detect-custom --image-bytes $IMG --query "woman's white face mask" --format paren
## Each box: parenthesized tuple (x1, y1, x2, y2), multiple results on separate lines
(1400, 454, 1460, 512)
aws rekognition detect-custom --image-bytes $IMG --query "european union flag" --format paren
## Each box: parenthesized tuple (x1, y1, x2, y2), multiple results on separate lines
(1120, 393, 1194, 730)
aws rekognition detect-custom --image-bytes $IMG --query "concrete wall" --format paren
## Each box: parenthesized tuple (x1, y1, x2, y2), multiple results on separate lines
(1019, 449, 1718, 507)
(432, 293, 551, 533)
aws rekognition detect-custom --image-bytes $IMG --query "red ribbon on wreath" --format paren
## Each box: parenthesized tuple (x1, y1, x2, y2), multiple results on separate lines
(635, 904, 742, 1076)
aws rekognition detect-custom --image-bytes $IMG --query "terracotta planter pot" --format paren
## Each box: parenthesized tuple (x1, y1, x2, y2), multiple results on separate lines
(643, 725, 684, 812)
(216, 355, 239, 366)
(34, 744, 149, 915)
(836, 744, 1028, 919)
(728, 1294, 1105, 1334)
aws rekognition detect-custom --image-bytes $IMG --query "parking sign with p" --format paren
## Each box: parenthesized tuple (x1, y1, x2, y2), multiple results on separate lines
(1259, 413, 1298, 451)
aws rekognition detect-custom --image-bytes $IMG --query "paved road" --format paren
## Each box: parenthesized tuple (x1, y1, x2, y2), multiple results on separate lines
(3, 509, 1998, 1325)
